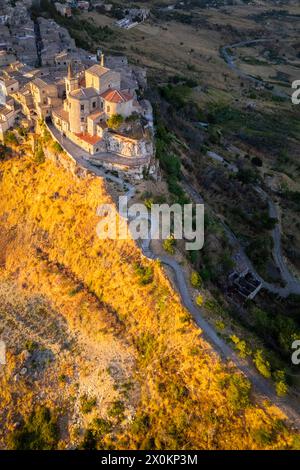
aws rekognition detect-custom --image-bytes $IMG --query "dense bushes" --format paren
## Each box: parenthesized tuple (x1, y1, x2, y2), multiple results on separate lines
(8, 407, 59, 450)
(134, 263, 154, 285)
(107, 114, 124, 130)
(155, 123, 189, 204)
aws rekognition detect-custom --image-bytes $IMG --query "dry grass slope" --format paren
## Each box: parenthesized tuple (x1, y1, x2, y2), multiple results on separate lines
(0, 142, 298, 449)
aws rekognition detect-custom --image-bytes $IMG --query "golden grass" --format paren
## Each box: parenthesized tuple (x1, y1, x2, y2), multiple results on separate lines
(0, 144, 298, 449)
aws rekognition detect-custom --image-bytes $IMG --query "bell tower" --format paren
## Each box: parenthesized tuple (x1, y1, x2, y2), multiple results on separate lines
(65, 61, 79, 98)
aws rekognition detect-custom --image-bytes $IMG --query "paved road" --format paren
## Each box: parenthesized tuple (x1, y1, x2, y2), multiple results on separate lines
(254, 186, 300, 296)
(221, 38, 289, 99)
(48, 126, 300, 428)
(122, 182, 300, 429)
(182, 175, 300, 297)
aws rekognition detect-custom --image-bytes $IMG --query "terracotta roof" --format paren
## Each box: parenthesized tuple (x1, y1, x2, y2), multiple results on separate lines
(97, 121, 108, 130)
(88, 111, 104, 121)
(0, 105, 13, 117)
(101, 88, 133, 104)
(31, 78, 49, 89)
(53, 107, 69, 122)
(86, 64, 110, 77)
(75, 133, 102, 145)
(69, 87, 97, 100)
(0, 77, 18, 86)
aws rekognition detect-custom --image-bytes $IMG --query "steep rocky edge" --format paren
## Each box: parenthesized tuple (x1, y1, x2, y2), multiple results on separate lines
(0, 137, 298, 449)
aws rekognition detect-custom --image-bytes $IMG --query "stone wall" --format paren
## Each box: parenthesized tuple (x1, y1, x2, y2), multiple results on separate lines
(106, 133, 153, 159)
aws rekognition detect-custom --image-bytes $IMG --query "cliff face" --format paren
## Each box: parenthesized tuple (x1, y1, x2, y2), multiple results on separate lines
(0, 145, 296, 449)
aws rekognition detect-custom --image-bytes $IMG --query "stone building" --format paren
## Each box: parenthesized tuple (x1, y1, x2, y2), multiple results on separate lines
(30, 78, 61, 118)
(52, 60, 151, 158)
(0, 99, 18, 139)
(0, 76, 19, 103)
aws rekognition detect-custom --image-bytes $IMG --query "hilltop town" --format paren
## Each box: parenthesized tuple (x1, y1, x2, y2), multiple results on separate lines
(0, 0, 156, 179)
(1, 0, 300, 454)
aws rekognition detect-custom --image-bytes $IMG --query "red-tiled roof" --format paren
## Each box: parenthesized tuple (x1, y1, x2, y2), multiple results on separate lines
(88, 111, 105, 121)
(75, 133, 102, 145)
(53, 107, 69, 122)
(100, 89, 133, 104)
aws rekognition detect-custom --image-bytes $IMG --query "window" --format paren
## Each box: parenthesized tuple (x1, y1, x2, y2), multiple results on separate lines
(100, 102, 103, 109)
(107, 105, 110, 113)
(92, 101, 96, 108)
(81, 104, 84, 111)
(81, 117, 84, 122)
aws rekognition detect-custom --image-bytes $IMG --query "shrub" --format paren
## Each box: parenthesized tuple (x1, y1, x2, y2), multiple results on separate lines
(131, 414, 150, 435)
(144, 198, 153, 209)
(275, 381, 288, 397)
(4, 131, 18, 146)
(52, 141, 63, 154)
(190, 271, 202, 288)
(136, 332, 156, 364)
(195, 294, 204, 307)
(163, 235, 176, 254)
(274, 370, 288, 396)
(253, 350, 271, 378)
(8, 407, 59, 450)
(215, 320, 225, 331)
(108, 400, 125, 420)
(133, 263, 154, 285)
(34, 142, 45, 164)
(80, 417, 111, 450)
(107, 114, 124, 130)
(230, 335, 251, 359)
(25, 340, 38, 353)
(225, 375, 251, 411)
(252, 156, 263, 167)
(80, 394, 97, 414)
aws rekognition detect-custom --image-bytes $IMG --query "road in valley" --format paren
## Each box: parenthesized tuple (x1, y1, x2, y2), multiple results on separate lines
(221, 38, 289, 99)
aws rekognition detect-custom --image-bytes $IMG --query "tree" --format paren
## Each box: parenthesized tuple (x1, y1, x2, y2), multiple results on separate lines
(107, 114, 124, 130)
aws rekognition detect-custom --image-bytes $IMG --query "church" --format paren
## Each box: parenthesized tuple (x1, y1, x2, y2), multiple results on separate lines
(52, 56, 143, 156)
